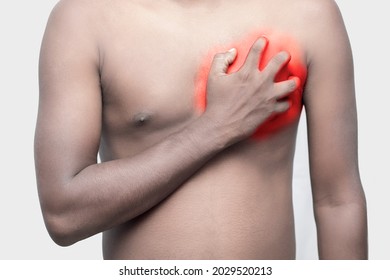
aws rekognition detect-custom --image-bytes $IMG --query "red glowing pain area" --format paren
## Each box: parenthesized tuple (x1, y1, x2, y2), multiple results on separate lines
(195, 31, 307, 140)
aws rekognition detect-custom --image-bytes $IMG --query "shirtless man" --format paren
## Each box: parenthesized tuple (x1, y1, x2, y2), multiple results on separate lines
(35, 0, 367, 259)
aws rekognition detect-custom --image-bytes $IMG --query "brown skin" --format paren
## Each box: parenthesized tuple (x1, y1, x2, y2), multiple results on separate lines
(35, 0, 367, 259)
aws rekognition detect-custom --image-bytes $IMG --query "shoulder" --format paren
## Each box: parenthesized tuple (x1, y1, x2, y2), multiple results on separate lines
(42, 0, 106, 54)
(280, 0, 346, 40)
(287, 0, 350, 64)
(40, 0, 106, 71)
(51, 0, 103, 14)
(46, 0, 103, 33)
(293, 0, 346, 36)
(290, 0, 342, 20)
(253, 0, 347, 66)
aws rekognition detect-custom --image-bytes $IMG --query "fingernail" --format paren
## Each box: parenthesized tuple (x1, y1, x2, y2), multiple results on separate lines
(294, 77, 301, 88)
(260, 35, 269, 42)
(228, 48, 236, 53)
(281, 51, 291, 60)
(258, 36, 268, 47)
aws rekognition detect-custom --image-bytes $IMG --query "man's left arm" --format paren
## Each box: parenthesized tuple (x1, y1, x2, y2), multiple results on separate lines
(302, 0, 368, 259)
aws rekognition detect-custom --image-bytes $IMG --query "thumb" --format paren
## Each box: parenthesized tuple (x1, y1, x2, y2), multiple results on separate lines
(210, 48, 237, 76)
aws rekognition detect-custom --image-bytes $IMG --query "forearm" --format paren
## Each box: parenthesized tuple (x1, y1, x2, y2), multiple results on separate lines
(44, 116, 229, 246)
(314, 197, 368, 260)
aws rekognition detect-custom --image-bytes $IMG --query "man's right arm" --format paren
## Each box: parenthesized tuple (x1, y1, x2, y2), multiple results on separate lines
(35, 0, 297, 246)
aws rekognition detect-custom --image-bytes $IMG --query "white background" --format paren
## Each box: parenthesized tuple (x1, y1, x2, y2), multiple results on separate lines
(0, 0, 388, 260)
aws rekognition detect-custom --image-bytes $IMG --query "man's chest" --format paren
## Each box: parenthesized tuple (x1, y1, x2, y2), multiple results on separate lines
(97, 2, 306, 136)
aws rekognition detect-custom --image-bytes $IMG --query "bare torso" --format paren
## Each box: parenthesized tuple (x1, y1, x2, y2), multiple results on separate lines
(36, 0, 367, 260)
(97, 0, 308, 259)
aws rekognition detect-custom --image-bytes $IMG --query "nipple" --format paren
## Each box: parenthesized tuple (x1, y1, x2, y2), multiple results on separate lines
(133, 112, 152, 127)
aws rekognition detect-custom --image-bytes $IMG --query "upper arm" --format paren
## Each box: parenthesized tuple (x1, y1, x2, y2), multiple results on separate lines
(35, 0, 102, 209)
(302, 0, 363, 204)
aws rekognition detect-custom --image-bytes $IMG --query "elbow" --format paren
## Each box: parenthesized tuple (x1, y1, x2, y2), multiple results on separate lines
(43, 212, 80, 247)
(314, 193, 366, 209)
(38, 183, 84, 246)
(312, 175, 366, 209)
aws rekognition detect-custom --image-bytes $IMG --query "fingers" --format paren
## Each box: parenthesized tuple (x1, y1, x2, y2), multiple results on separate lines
(274, 101, 291, 113)
(209, 48, 237, 76)
(273, 76, 300, 100)
(242, 37, 268, 71)
(263, 51, 291, 78)
(270, 77, 299, 114)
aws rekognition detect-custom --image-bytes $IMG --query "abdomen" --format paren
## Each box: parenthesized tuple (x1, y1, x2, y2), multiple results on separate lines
(103, 137, 297, 260)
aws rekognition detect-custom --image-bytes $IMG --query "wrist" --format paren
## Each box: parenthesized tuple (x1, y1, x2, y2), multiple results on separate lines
(191, 113, 235, 151)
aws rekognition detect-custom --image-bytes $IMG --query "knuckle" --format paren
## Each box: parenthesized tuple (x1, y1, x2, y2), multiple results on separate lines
(265, 93, 277, 104)
(255, 76, 268, 91)
(284, 80, 296, 92)
(223, 56, 232, 65)
(251, 42, 262, 54)
(257, 70, 272, 85)
(279, 102, 290, 112)
(261, 69, 273, 81)
(272, 53, 288, 66)
(238, 68, 252, 81)
(272, 52, 290, 68)
(213, 53, 225, 62)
